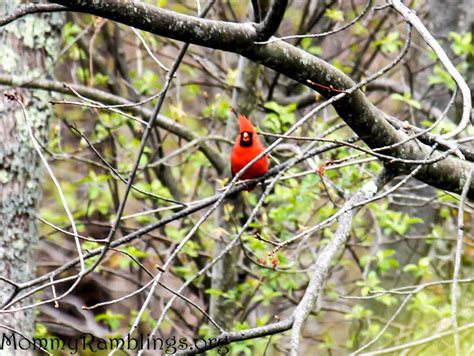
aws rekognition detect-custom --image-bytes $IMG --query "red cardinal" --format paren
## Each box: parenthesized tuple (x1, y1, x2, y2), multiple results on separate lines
(230, 112, 269, 190)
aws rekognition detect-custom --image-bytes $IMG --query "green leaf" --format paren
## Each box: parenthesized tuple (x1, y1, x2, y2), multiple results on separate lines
(300, 38, 322, 56)
(344, 305, 372, 320)
(428, 65, 456, 90)
(419, 257, 430, 268)
(449, 32, 474, 56)
(96, 311, 125, 331)
(324, 8, 344, 22)
(375, 31, 402, 53)
(403, 264, 418, 273)
(93, 72, 109, 86)
(205, 288, 223, 296)
(126, 246, 149, 259)
(75, 67, 89, 82)
(87, 185, 100, 200)
(352, 22, 369, 36)
(63, 22, 81, 44)
(391, 92, 421, 109)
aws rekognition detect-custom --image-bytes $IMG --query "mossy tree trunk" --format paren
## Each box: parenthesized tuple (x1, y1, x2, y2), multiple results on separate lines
(0, 1, 62, 339)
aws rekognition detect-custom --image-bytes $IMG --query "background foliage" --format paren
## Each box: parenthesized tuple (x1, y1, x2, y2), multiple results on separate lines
(1, 0, 473, 354)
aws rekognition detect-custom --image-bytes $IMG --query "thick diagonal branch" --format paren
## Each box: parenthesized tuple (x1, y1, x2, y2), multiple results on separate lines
(49, 0, 474, 197)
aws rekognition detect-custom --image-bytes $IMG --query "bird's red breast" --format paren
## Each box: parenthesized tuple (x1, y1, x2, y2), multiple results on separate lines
(230, 114, 269, 190)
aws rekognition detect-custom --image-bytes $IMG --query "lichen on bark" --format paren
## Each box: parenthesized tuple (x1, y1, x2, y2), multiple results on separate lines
(0, 1, 62, 339)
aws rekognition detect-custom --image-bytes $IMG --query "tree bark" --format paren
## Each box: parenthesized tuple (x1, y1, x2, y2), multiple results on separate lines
(50, 0, 474, 198)
(0, 0, 62, 342)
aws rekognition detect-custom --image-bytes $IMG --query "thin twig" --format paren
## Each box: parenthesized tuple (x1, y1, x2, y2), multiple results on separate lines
(7, 94, 85, 273)
(360, 322, 474, 355)
(289, 172, 392, 355)
(351, 286, 422, 354)
(389, 0, 472, 138)
(451, 168, 473, 355)
(257, 0, 372, 44)
(131, 27, 170, 72)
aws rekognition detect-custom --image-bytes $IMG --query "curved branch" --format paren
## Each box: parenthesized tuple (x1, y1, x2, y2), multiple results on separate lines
(254, 0, 288, 41)
(259, 0, 373, 43)
(51, 0, 259, 51)
(0, 74, 225, 173)
(361, 321, 474, 355)
(290, 171, 393, 354)
(174, 171, 392, 355)
(179, 317, 294, 355)
(49, 0, 474, 197)
(4, 141, 345, 300)
(389, 0, 473, 137)
(0, 3, 66, 27)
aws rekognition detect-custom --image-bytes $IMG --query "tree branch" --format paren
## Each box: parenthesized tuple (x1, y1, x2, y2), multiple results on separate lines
(290, 171, 393, 355)
(179, 317, 294, 355)
(50, 0, 258, 51)
(0, 74, 225, 173)
(361, 321, 474, 355)
(174, 171, 392, 354)
(2, 140, 346, 307)
(47, 0, 474, 197)
(254, 0, 288, 41)
(0, 3, 66, 27)
(389, 0, 473, 135)
(451, 168, 473, 354)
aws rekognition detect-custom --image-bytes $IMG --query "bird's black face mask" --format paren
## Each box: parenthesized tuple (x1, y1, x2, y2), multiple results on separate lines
(240, 131, 253, 147)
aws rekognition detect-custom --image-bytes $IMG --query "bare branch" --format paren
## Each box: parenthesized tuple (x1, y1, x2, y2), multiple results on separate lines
(254, 0, 288, 41)
(258, 0, 373, 44)
(178, 318, 294, 355)
(361, 322, 474, 355)
(352, 286, 422, 354)
(0, 74, 226, 173)
(47, 0, 474, 196)
(0, 3, 66, 27)
(389, 0, 473, 137)
(50, 0, 258, 51)
(289, 171, 392, 355)
(451, 168, 473, 354)
(7, 94, 85, 276)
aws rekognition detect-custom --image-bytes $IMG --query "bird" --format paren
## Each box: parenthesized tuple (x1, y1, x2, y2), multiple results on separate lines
(230, 111, 269, 191)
